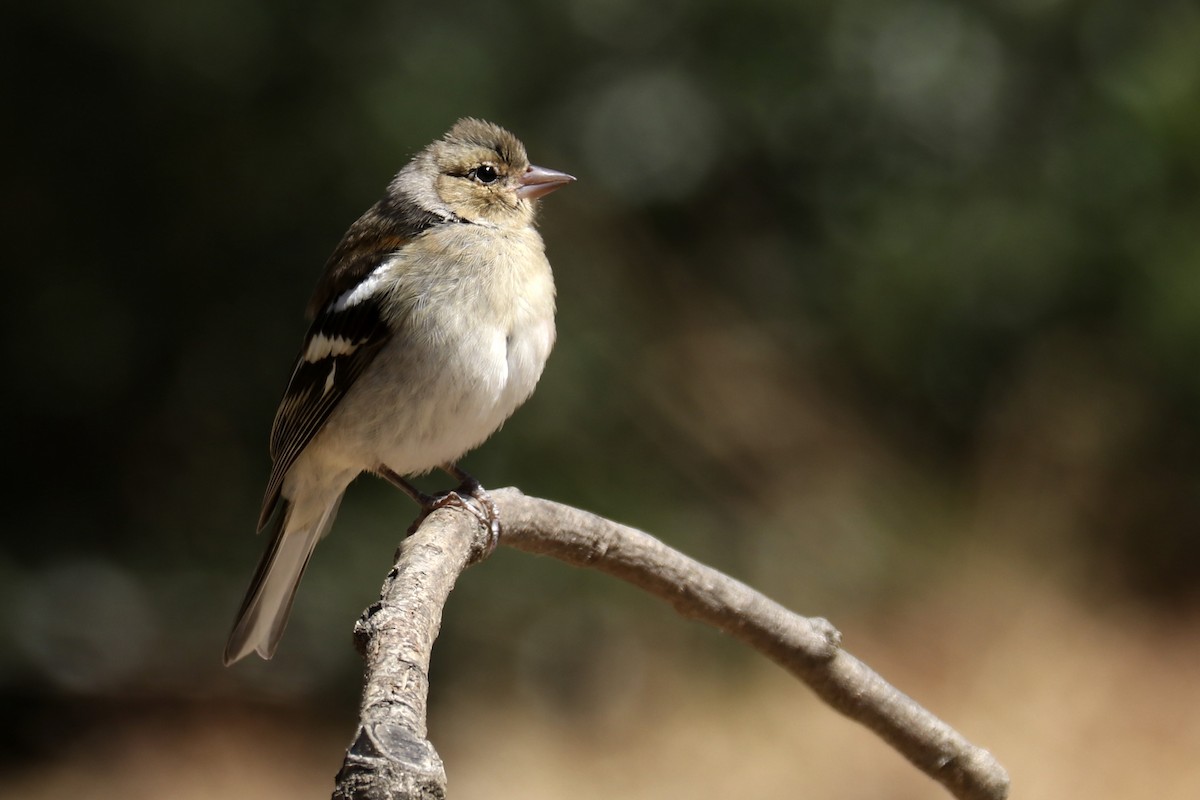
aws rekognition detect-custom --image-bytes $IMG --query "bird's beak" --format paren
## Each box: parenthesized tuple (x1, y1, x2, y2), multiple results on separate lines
(517, 164, 576, 200)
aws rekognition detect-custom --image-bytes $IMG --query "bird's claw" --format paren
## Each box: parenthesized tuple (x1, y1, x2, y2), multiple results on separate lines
(384, 464, 500, 559)
(413, 486, 501, 561)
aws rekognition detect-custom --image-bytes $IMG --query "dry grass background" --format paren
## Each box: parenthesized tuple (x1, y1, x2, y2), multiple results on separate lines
(7, 551, 1199, 800)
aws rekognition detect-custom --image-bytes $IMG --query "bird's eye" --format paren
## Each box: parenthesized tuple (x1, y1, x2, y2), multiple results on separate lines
(470, 165, 499, 185)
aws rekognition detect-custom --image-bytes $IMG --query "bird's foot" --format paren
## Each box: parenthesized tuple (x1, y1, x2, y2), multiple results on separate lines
(378, 465, 500, 559)
(429, 483, 500, 560)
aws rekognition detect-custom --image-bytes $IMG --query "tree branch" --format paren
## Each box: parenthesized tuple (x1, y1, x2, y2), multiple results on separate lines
(333, 488, 1010, 800)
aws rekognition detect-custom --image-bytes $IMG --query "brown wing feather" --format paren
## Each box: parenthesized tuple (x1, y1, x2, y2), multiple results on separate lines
(257, 299, 390, 530)
(305, 196, 456, 318)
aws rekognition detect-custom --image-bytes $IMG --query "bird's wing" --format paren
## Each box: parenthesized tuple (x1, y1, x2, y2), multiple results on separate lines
(257, 264, 393, 531)
(257, 201, 457, 531)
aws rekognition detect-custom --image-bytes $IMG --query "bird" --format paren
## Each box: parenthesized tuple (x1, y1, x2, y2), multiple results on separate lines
(224, 118, 574, 665)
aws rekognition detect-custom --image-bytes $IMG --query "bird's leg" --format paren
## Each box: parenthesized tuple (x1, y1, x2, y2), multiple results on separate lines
(378, 466, 436, 506)
(378, 466, 441, 535)
(378, 464, 500, 556)
(440, 464, 501, 555)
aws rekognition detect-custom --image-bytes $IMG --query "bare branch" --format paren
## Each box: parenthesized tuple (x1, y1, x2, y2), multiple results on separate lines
(333, 488, 1010, 800)
(332, 510, 470, 800)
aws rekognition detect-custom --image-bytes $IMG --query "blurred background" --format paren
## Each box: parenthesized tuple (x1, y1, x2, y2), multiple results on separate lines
(4, 0, 1200, 797)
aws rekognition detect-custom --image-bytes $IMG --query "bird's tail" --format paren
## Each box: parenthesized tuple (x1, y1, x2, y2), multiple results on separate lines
(223, 487, 345, 665)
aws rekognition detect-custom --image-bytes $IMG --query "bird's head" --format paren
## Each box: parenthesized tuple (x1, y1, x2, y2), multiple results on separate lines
(416, 118, 575, 226)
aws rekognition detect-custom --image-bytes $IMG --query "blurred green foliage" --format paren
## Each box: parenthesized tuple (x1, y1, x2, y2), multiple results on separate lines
(3, 0, 1199, 748)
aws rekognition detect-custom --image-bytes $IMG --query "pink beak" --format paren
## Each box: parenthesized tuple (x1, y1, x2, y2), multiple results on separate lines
(517, 164, 576, 200)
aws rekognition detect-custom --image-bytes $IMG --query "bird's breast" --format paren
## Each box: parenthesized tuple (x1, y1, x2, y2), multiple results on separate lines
(325, 222, 556, 474)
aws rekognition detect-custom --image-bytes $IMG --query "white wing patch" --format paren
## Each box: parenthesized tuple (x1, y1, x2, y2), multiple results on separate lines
(323, 362, 337, 395)
(332, 258, 395, 312)
(304, 333, 358, 363)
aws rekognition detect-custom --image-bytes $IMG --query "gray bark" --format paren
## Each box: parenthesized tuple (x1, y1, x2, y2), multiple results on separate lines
(332, 488, 1010, 800)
